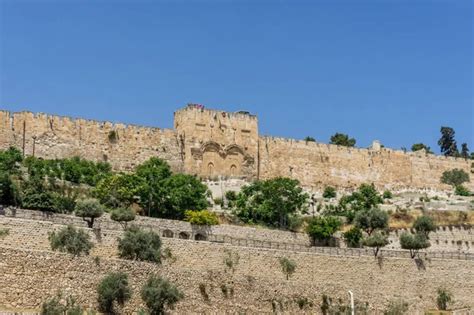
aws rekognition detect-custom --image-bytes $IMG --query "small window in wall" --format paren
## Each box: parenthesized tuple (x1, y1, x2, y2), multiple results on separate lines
(179, 232, 190, 239)
(162, 230, 174, 238)
(195, 233, 207, 241)
(208, 162, 214, 176)
(230, 164, 237, 176)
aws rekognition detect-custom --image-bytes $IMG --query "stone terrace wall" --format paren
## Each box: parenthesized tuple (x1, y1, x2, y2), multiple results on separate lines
(3, 208, 474, 253)
(258, 137, 474, 191)
(1, 241, 473, 314)
(0, 111, 183, 171)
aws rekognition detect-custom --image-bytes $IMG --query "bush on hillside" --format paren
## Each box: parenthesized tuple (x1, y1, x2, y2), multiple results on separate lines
(48, 225, 93, 256)
(118, 226, 162, 263)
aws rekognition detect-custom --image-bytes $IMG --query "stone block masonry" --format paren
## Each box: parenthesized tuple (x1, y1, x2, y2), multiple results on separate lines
(1, 105, 472, 191)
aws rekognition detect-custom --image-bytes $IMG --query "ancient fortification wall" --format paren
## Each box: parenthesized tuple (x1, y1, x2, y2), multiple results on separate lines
(0, 110, 182, 172)
(1, 216, 473, 314)
(1, 105, 472, 191)
(258, 137, 473, 190)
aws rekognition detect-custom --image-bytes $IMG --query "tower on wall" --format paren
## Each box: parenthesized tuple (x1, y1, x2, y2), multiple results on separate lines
(174, 104, 259, 179)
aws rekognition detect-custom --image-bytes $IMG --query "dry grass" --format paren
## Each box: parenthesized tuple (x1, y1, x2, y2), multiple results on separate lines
(388, 209, 474, 230)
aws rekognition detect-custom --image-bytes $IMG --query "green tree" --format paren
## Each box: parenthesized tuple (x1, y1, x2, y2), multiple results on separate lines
(74, 198, 104, 228)
(48, 225, 93, 256)
(184, 210, 219, 225)
(343, 226, 363, 248)
(382, 190, 393, 199)
(354, 207, 389, 236)
(0, 147, 23, 173)
(413, 215, 436, 238)
(438, 127, 458, 157)
(436, 287, 453, 311)
(141, 275, 184, 315)
(279, 257, 296, 280)
(110, 207, 136, 229)
(460, 143, 469, 159)
(118, 226, 162, 263)
(306, 216, 342, 246)
(322, 186, 336, 199)
(160, 174, 209, 219)
(338, 184, 383, 220)
(234, 177, 308, 229)
(363, 231, 389, 257)
(97, 272, 132, 314)
(330, 133, 356, 147)
(440, 169, 470, 187)
(304, 136, 316, 142)
(411, 143, 433, 154)
(399, 232, 430, 258)
(94, 173, 146, 208)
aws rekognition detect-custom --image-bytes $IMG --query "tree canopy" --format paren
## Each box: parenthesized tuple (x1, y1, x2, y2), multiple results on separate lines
(233, 177, 308, 229)
(97, 272, 132, 314)
(440, 169, 470, 187)
(74, 198, 104, 228)
(118, 226, 162, 263)
(48, 225, 93, 256)
(438, 127, 458, 157)
(306, 216, 342, 246)
(141, 275, 184, 315)
(330, 133, 356, 147)
(354, 207, 389, 236)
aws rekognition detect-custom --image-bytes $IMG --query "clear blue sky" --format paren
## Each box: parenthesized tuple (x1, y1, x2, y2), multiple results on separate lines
(1, 1, 472, 152)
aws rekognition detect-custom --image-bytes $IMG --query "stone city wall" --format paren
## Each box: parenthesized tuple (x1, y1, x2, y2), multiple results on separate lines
(0, 110, 182, 172)
(258, 136, 473, 191)
(1, 107, 473, 192)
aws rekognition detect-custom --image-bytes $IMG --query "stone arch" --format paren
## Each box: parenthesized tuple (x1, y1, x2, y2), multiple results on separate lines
(178, 232, 190, 239)
(195, 233, 207, 241)
(162, 229, 174, 238)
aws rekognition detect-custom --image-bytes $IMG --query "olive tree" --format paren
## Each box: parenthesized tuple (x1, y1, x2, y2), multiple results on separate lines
(97, 272, 132, 314)
(306, 216, 341, 246)
(118, 226, 162, 263)
(110, 207, 135, 229)
(279, 257, 296, 280)
(413, 215, 436, 238)
(363, 231, 389, 257)
(74, 198, 104, 228)
(48, 225, 93, 256)
(354, 207, 389, 236)
(400, 232, 430, 258)
(441, 169, 470, 187)
(141, 275, 184, 315)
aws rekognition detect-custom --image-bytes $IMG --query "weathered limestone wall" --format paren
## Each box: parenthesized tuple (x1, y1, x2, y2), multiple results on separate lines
(174, 106, 259, 179)
(1, 240, 473, 313)
(1, 107, 472, 191)
(0, 110, 182, 171)
(258, 137, 474, 191)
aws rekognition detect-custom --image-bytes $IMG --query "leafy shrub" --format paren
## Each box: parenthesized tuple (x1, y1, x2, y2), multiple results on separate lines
(74, 198, 104, 228)
(97, 272, 132, 313)
(223, 249, 240, 273)
(330, 133, 356, 147)
(184, 210, 219, 225)
(295, 296, 313, 310)
(399, 232, 430, 258)
(110, 207, 136, 228)
(382, 190, 393, 199)
(213, 197, 223, 206)
(41, 293, 83, 315)
(279, 257, 296, 280)
(304, 136, 316, 142)
(441, 169, 470, 187)
(141, 275, 183, 315)
(118, 226, 162, 263)
(48, 225, 93, 256)
(455, 185, 470, 196)
(322, 186, 336, 199)
(436, 287, 453, 311)
(383, 299, 409, 315)
(343, 226, 363, 248)
(306, 216, 342, 246)
(0, 228, 9, 238)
